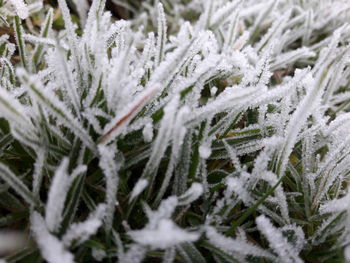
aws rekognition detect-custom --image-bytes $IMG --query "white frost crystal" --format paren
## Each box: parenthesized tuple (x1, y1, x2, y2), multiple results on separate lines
(142, 122, 153, 142)
(199, 143, 211, 159)
(178, 182, 203, 205)
(9, 0, 29, 19)
(129, 218, 200, 249)
(31, 212, 75, 263)
(130, 178, 149, 200)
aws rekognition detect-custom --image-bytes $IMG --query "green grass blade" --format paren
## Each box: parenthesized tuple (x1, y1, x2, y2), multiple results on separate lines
(14, 16, 29, 71)
(0, 163, 40, 207)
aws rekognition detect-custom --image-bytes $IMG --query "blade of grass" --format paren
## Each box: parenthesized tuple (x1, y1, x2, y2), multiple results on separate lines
(0, 163, 41, 207)
(225, 175, 284, 235)
(14, 16, 29, 71)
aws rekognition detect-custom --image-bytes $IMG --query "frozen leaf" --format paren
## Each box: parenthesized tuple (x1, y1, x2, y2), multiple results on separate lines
(256, 215, 303, 263)
(129, 218, 200, 249)
(99, 85, 160, 145)
(32, 148, 46, 197)
(155, 3, 167, 66)
(0, 163, 39, 207)
(98, 144, 121, 231)
(130, 178, 149, 201)
(178, 183, 203, 205)
(45, 158, 75, 232)
(31, 212, 75, 263)
(62, 204, 106, 246)
(119, 245, 146, 263)
(205, 226, 275, 260)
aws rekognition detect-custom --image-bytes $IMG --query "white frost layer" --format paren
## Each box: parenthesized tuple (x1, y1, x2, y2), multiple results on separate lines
(129, 218, 200, 249)
(143, 122, 154, 142)
(45, 158, 71, 233)
(62, 204, 106, 247)
(31, 212, 75, 263)
(130, 179, 149, 201)
(10, 0, 29, 19)
(199, 144, 211, 159)
(179, 182, 203, 205)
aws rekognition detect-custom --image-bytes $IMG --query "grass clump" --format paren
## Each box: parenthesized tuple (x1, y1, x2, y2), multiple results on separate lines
(1, 0, 350, 262)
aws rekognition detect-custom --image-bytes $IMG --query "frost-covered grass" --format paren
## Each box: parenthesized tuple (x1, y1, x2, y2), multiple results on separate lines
(1, 0, 350, 262)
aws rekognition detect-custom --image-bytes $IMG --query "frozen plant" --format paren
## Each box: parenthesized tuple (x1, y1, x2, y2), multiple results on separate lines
(0, 0, 350, 262)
